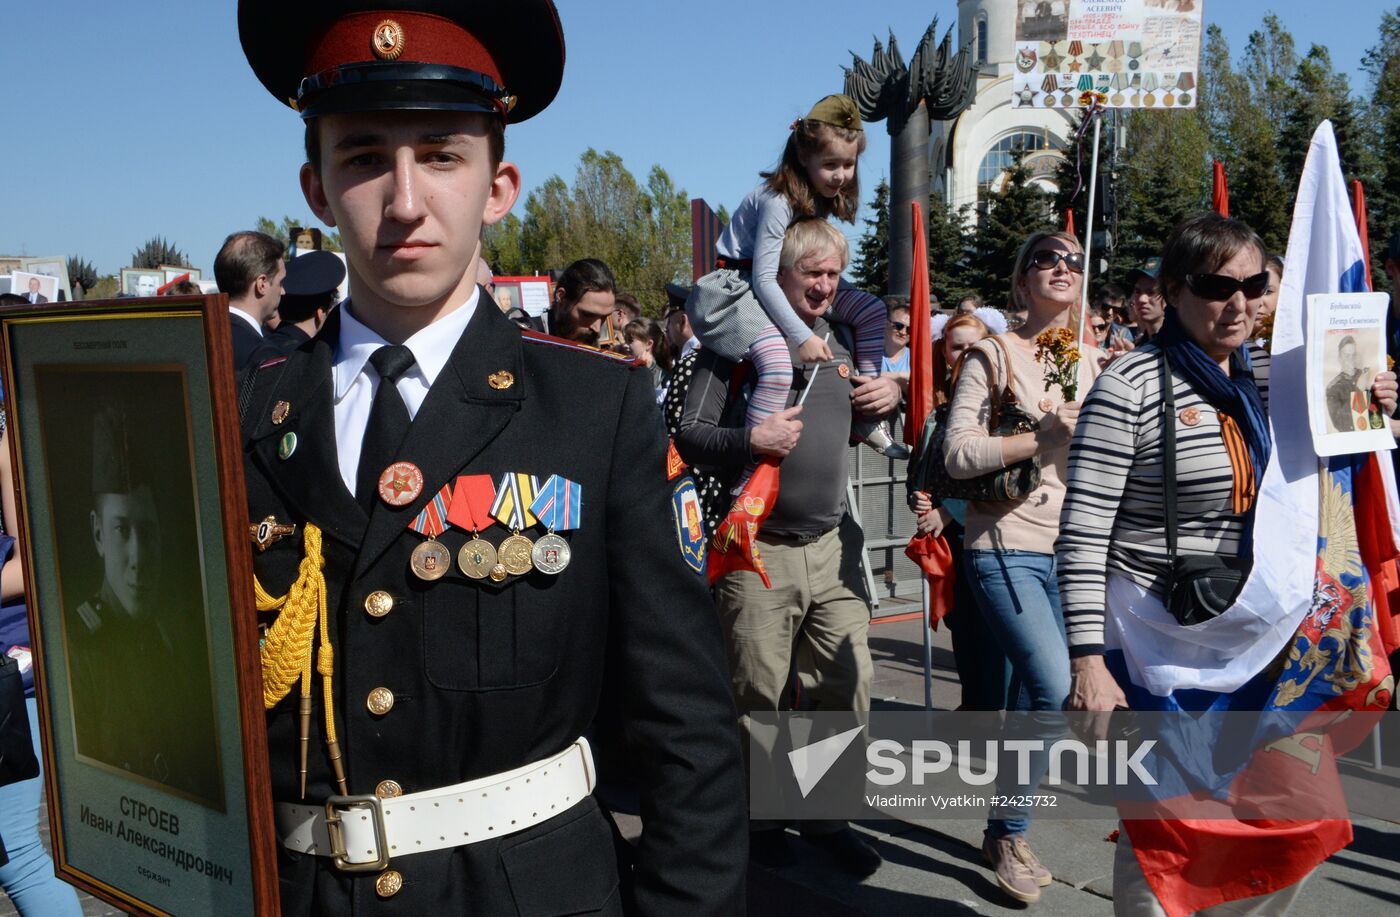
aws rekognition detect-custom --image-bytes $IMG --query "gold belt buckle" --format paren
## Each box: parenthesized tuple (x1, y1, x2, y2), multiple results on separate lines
(324, 794, 389, 872)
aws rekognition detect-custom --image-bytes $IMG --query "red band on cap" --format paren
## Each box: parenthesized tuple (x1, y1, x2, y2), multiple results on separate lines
(306, 11, 503, 86)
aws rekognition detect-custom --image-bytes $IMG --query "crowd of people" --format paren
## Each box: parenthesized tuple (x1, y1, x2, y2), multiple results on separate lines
(2, 3, 1397, 916)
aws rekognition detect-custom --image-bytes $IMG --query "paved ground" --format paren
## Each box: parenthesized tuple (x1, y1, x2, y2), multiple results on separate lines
(4, 606, 1397, 915)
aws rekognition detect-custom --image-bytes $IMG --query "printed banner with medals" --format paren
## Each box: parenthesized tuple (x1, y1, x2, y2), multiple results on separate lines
(1011, 0, 1203, 110)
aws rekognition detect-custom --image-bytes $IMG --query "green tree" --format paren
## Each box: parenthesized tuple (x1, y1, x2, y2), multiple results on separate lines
(964, 147, 1053, 309)
(130, 236, 188, 269)
(515, 150, 692, 314)
(926, 193, 971, 304)
(1199, 21, 1293, 252)
(1365, 8, 1400, 291)
(1115, 109, 1211, 271)
(66, 256, 97, 296)
(1281, 45, 1370, 196)
(481, 213, 526, 276)
(851, 178, 890, 293)
(253, 216, 343, 252)
(1242, 14, 1298, 127)
(1051, 109, 1095, 236)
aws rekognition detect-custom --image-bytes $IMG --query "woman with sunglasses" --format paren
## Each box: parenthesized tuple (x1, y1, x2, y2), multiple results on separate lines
(942, 230, 1103, 903)
(1057, 213, 1398, 914)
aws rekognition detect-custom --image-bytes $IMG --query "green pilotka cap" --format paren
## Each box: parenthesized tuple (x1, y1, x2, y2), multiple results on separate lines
(804, 94, 863, 132)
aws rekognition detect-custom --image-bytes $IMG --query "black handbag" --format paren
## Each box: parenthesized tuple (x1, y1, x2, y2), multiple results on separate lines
(924, 336, 1043, 502)
(0, 653, 39, 787)
(1159, 351, 1252, 627)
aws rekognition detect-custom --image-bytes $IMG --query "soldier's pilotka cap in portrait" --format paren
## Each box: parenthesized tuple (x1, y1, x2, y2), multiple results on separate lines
(238, 0, 564, 122)
(91, 402, 150, 498)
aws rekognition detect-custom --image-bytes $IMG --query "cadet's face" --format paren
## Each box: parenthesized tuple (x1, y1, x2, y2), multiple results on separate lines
(90, 487, 161, 616)
(302, 110, 520, 328)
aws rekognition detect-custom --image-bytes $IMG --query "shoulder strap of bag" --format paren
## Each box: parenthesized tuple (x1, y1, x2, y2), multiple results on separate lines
(1160, 350, 1178, 567)
(988, 335, 1020, 411)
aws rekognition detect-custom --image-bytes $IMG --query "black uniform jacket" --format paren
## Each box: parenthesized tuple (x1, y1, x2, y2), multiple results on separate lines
(230, 312, 265, 371)
(240, 298, 747, 916)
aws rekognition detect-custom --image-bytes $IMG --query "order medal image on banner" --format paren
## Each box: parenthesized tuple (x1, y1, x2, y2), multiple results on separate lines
(1011, 0, 1203, 110)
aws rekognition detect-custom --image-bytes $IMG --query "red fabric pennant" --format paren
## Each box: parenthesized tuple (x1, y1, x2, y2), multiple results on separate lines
(706, 459, 779, 589)
(903, 533, 955, 629)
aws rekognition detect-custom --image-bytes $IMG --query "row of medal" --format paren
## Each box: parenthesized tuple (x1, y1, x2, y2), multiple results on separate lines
(379, 465, 582, 583)
(1013, 71, 1195, 109)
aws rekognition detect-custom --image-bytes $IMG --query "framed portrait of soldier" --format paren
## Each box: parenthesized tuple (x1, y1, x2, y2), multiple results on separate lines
(1306, 291, 1397, 457)
(120, 269, 166, 299)
(0, 295, 280, 915)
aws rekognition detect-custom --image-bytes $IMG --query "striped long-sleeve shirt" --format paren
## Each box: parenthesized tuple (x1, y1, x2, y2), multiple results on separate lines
(1055, 344, 1271, 656)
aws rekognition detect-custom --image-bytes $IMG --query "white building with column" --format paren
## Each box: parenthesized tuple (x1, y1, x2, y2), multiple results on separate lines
(933, 0, 1075, 211)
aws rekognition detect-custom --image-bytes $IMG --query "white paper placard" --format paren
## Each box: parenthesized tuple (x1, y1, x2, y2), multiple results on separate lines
(1306, 291, 1395, 457)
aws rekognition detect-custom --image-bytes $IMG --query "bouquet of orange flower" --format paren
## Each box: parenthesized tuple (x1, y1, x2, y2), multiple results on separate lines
(1253, 309, 1276, 350)
(1034, 327, 1081, 401)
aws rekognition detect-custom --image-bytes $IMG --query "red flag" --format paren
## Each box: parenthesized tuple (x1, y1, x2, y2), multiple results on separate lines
(904, 201, 933, 447)
(706, 459, 779, 588)
(1351, 179, 1375, 294)
(903, 534, 955, 628)
(1211, 160, 1229, 217)
(1064, 208, 1077, 236)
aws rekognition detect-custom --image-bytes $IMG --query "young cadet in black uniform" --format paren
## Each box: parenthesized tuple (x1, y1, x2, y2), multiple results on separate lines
(235, 2, 746, 913)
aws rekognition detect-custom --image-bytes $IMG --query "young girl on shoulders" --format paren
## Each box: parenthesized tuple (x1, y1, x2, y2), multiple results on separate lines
(687, 94, 903, 488)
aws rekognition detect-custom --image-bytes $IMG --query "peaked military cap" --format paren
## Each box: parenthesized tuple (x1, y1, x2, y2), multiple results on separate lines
(238, 0, 565, 123)
(283, 250, 347, 298)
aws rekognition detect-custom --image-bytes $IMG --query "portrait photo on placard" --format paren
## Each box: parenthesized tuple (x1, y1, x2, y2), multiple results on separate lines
(1321, 327, 1383, 436)
(12, 270, 59, 305)
(120, 268, 165, 298)
(1015, 0, 1069, 43)
(33, 365, 225, 811)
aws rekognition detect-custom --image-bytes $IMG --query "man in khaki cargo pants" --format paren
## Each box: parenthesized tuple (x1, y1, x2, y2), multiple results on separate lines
(675, 219, 902, 879)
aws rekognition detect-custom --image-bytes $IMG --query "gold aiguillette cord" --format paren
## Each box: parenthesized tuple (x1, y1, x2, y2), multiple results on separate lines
(254, 524, 348, 797)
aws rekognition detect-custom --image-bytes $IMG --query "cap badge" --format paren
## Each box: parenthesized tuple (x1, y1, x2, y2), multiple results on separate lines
(488, 370, 515, 390)
(371, 19, 405, 61)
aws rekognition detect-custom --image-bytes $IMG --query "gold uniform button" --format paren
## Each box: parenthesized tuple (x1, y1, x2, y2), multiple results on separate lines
(375, 869, 404, 899)
(366, 688, 395, 716)
(375, 779, 402, 799)
(364, 591, 395, 618)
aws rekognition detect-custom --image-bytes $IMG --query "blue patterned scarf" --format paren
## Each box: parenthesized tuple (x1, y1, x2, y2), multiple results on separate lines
(1155, 307, 1272, 489)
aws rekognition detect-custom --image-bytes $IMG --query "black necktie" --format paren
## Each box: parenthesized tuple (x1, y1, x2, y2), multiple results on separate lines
(356, 345, 417, 512)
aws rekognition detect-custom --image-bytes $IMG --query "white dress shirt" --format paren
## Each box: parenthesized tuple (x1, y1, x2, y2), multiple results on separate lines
(230, 307, 265, 336)
(332, 289, 480, 496)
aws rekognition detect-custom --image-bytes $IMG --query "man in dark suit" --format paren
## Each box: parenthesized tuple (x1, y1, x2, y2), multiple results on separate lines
(252, 249, 345, 362)
(236, 3, 746, 913)
(24, 277, 47, 305)
(214, 230, 284, 370)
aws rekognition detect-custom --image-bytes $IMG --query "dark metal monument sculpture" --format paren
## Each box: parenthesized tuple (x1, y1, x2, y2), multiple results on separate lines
(845, 20, 979, 296)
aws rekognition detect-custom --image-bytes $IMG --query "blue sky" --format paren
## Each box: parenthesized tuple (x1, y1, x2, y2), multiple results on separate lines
(3, 1, 1392, 277)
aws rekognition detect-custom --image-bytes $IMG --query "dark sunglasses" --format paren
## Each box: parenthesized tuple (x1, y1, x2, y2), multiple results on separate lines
(1026, 250, 1085, 273)
(889, 321, 910, 332)
(1185, 272, 1271, 301)
(1091, 322, 1108, 331)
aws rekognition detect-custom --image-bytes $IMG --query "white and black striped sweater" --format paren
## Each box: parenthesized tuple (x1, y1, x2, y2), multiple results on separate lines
(1055, 344, 1271, 657)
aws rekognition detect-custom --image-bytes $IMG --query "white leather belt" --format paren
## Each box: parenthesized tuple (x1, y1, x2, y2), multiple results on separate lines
(275, 737, 596, 873)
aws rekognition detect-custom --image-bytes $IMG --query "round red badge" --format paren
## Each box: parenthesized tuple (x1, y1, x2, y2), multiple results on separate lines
(1038, 397, 1055, 413)
(837, 364, 851, 379)
(1179, 408, 1202, 427)
(378, 462, 424, 507)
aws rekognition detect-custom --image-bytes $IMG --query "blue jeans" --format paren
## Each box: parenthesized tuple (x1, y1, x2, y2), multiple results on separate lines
(965, 549, 1071, 838)
(0, 698, 82, 916)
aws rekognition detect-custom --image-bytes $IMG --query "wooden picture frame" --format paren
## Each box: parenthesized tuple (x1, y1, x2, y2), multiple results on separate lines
(0, 295, 279, 916)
